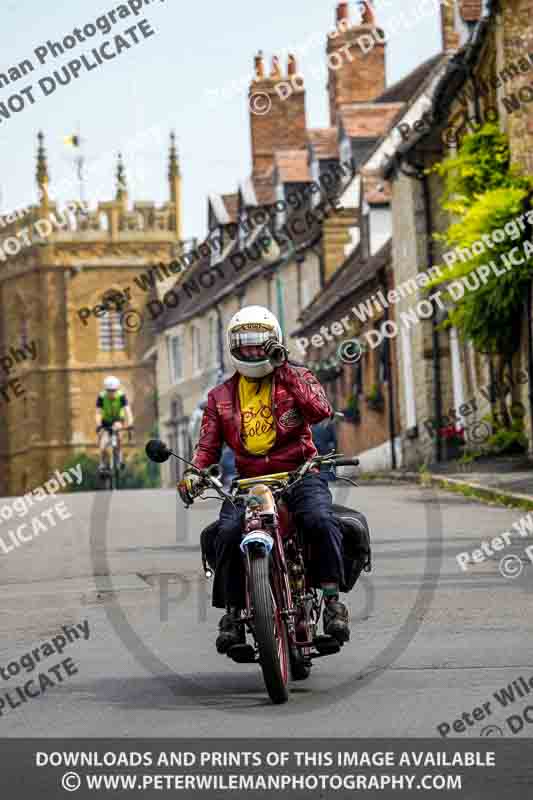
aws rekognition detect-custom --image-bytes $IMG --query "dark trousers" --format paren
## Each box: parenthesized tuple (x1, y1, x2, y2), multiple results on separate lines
(212, 472, 344, 609)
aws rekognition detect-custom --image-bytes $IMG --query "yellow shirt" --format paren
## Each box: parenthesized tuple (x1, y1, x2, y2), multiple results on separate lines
(238, 375, 276, 455)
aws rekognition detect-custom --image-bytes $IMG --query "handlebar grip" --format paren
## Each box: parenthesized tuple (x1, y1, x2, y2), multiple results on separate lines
(332, 457, 360, 467)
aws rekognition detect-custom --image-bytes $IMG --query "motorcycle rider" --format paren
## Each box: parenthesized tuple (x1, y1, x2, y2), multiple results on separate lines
(178, 306, 350, 654)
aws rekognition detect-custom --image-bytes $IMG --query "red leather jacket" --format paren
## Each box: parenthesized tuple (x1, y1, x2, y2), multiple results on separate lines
(192, 362, 332, 477)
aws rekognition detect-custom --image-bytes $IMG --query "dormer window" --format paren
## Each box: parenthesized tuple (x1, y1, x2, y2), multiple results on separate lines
(340, 136, 352, 169)
(209, 226, 223, 266)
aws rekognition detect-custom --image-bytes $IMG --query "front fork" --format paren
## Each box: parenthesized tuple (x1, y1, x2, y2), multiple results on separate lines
(240, 517, 296, 644)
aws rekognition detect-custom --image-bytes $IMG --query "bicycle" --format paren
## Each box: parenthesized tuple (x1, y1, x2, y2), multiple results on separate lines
(98, 424, 133, 490)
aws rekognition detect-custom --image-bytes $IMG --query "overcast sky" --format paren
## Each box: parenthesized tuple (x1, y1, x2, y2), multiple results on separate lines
(0, 0, 442, 238)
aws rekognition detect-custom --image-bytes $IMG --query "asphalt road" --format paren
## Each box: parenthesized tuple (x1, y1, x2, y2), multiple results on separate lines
(1, 481, 532, 738)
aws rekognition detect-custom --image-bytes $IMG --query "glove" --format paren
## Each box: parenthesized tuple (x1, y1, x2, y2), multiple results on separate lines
(177, 470, 203, 506)
(264, 338, 288, 368)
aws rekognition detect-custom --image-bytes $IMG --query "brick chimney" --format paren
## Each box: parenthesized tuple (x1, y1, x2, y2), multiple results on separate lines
(249, 52, 307, 176)
(459, 0, 482, 23)
(327, 1, 386, 127)
(441, 0, 460, 52)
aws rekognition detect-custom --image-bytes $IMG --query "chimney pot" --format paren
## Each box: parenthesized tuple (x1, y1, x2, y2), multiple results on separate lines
(336, 1, 349, 23)
(254, 50, 265, 79)
(288, 53, 297, 76)
(360, 1, 376, 26)
(270, 55, 282, 79)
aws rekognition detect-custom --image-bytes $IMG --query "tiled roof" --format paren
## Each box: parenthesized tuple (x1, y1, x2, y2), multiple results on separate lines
(375, 53, 445, 103)
(274, 149, 311, 183)
(307, 128, 339, 159)
(157, 201, 333, 329)
(339, 104, 403, 138)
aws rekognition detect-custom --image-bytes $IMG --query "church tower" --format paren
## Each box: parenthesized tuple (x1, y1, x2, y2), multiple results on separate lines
(0, 131, 184, 495)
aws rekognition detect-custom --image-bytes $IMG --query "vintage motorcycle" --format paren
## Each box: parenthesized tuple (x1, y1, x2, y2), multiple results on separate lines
(146, 440, 371, 705)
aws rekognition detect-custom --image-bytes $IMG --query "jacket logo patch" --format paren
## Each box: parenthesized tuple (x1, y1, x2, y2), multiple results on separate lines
(279, 408, 303, 428)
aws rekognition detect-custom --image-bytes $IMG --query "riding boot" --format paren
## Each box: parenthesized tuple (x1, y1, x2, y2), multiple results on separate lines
(216, 606, 245, 654)
(323, 594, 350, 643)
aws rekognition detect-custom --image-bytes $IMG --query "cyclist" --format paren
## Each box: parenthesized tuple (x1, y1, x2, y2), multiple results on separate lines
(178, 306, 354, 654)
(96, 376, 134, 472)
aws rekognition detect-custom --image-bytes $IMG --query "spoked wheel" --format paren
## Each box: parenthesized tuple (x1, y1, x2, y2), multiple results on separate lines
(109, 448, 120, 489)
(250, 550, 289, 704)
(112, 461, 120, 491)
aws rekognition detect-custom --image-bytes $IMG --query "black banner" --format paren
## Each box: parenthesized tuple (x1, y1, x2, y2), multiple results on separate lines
(1, 739, 532, 798)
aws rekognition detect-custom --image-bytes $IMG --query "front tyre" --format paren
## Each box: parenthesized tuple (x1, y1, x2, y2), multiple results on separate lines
(250, 550, 289, 704)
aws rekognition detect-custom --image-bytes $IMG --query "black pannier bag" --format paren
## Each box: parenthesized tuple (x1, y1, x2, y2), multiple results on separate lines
(331, 504, 372, 593)
(199, 507, 372, 593)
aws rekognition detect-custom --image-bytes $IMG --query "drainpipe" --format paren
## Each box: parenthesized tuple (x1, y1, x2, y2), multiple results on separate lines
(383, 277, 397, 470)
(421, 170, 443, 464)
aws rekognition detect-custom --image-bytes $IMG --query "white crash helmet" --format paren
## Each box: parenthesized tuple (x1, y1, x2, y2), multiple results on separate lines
(104, 375, 121, 391)
(227, 306, 282, 379)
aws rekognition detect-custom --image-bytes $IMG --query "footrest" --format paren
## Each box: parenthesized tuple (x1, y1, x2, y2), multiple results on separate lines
(226, 644, 256, 663)
(313, 635, 341, 656)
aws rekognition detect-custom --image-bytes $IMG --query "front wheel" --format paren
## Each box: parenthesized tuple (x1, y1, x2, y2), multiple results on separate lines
(249, 550, 289, 704)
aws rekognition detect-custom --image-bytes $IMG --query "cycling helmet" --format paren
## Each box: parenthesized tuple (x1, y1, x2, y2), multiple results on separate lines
(104, 375, 121, 391)
(227, 306, 282, 379)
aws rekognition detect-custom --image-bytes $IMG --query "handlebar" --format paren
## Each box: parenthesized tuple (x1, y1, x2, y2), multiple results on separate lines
(144, 440, 360, 507)
(322, 457, 359, 468)
(186, 452, 359, 505)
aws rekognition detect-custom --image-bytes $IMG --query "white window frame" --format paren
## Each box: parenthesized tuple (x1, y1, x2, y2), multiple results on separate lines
(167, 332, 184, 384)
(191, 324, 202, 375)
(207, 313, 218, 369)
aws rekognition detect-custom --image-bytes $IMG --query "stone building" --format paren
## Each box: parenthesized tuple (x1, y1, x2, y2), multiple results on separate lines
(374, 0, 533, 467)
(0, 133, 182, 495)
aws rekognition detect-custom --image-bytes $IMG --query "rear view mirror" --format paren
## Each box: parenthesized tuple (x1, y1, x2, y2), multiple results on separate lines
(145, 439, 172, 463)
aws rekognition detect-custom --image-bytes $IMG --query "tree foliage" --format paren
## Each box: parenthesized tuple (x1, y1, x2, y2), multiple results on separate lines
(430, 123, 533, 357)
(60, 449, 161, 491)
